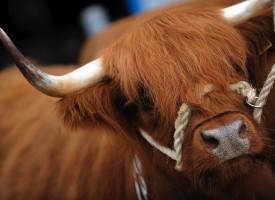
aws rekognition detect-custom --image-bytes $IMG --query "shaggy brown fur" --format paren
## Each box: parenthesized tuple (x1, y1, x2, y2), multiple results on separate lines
(1, 0, 275, 200)
(0, 67, 139, 199)
(62, 5, 275, 200)
(79, 0, 243, 64)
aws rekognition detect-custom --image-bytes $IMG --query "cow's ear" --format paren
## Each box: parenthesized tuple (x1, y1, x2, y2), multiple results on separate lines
(235, 8, 274, 83)
(57, 81, 132, 131)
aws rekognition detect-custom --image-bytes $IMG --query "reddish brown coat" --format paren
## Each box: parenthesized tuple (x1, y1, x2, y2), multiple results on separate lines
(1, 0, 275, 199)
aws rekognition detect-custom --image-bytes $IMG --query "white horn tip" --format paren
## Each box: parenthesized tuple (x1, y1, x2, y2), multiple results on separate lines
(223, 0, 272, 25)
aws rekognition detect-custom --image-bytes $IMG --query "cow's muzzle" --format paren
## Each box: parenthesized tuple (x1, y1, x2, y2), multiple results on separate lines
(194, 112, 263, 163)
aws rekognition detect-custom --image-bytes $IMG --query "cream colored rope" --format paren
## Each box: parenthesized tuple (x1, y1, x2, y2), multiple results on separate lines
(253, 65, 275, 122)
(230, 81, 257, 103)
(139, 129, 177, 161)
(252, 1, 275, 122)
(174, 104, 191, 170)
(139, 103, 191, 171)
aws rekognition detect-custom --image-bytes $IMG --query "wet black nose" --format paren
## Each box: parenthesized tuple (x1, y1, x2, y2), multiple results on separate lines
(200, 119, 250, 162)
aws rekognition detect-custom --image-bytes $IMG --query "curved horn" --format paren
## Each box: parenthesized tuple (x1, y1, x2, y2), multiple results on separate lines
(222, 0, 272, 25)
(0, 28, 106, 97)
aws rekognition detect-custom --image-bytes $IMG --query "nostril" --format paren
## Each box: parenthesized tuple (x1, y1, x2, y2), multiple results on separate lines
(238, 120, 249, 139)
(200, 131, 219, 150)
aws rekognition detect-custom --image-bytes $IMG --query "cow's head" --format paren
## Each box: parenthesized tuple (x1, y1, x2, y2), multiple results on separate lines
(0, 0, 274, 196)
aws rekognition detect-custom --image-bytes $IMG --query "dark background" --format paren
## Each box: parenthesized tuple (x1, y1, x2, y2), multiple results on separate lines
(0, 0, 129, 69)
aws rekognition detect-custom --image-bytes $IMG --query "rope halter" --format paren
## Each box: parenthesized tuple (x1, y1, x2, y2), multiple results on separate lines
(140, 78, 275, 170)
(140, 1, 275, 171)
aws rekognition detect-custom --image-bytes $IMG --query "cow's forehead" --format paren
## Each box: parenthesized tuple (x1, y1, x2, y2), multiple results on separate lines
(101, 9, 250, 127)
(103, 9, 248, 89)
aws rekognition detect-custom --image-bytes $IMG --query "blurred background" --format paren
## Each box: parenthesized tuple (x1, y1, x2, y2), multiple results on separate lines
(0, 0, 182, 69)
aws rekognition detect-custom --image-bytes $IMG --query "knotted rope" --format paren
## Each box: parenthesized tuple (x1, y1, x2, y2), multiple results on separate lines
(230, 65, 275, 123)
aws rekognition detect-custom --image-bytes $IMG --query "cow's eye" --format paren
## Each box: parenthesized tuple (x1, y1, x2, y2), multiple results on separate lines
(138, 85, 153, 111)
(191, 106, 206, 116)
(233, 63, 245, 75)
